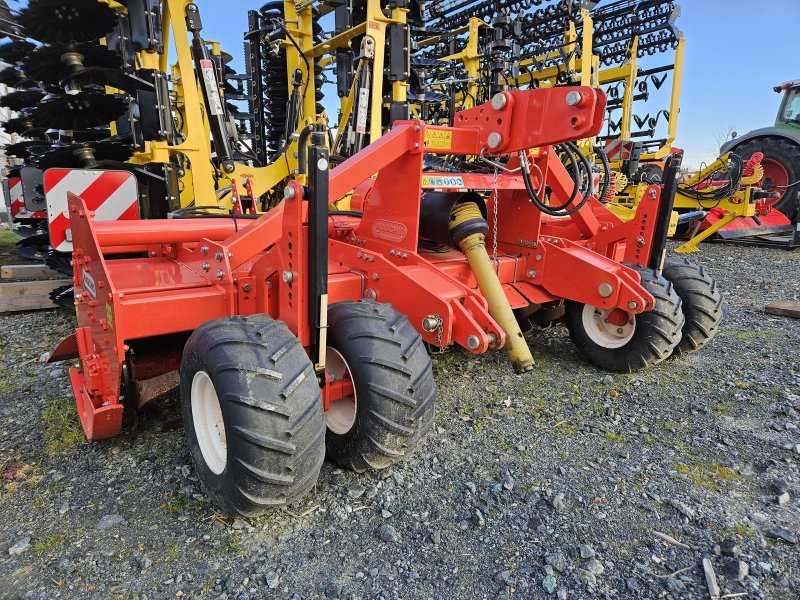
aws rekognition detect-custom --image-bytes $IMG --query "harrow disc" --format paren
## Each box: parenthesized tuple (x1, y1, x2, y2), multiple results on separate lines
(30, 92, 128, 130)
(36, 140, 133, 169)
(0, 89, 45, 111)
(22, 42, 123, 85)
(0, 40, 36, 64)
(5, 140, 52, 160)
(18, 0, 120, 44)
(3, 116, 42, 136)
(0, 67, 25, 87)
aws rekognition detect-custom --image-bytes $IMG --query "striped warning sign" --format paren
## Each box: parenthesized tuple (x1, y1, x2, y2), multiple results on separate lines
(45, 169, 140, 253)
(8, 176, 46, 220)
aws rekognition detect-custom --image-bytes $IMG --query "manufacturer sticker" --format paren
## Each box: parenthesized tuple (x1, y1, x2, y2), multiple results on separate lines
(423, 129, 453, 150)
(82, 268, 96, 299)
(372, 219, 408, 243)
(421, 175, 464, 188)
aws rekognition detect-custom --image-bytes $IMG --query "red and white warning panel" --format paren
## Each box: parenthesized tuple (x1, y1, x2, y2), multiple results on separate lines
(8, 176, 46, 220)
(45, 169, 140, 253)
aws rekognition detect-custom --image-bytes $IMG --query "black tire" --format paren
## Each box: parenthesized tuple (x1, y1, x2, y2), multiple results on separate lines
(180, 314, 325, 517)
(637, 163, 663, 183)
(662, 257, 722, 357)
(732, 137, 800, 221)
(565, 266, 684, 372)
(325, 301, 436, 472)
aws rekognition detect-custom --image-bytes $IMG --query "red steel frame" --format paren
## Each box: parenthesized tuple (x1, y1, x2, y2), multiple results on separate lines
(56, 87, 667, 440)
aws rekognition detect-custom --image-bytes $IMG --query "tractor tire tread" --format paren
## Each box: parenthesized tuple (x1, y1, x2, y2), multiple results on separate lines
(565, 266, 684, 372)
(662, 257, 723, 356)
(325, 301, 435, 473)
(733, 137, 800, 221)
(180, 315, 325, 517)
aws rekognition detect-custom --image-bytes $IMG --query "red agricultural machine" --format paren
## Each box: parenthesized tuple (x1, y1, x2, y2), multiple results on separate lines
(49, 87, 723, 516)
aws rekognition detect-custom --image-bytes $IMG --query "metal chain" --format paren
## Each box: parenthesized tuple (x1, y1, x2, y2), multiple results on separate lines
(433, 314, 445, 354)
(492, 166, 499, 266)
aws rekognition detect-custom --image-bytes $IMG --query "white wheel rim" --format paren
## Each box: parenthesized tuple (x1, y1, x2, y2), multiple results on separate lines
(325, 347, 357, 435)
(191, 370, 227, 475)
(581, 304, 636, 349)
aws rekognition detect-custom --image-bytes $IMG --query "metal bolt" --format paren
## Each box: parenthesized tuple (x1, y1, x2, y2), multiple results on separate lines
(284, 186, 296, 200)
(422, 316, 439, 332)
(536, 253, 543, 261)
(487, 132, 503, 149)
(616, 327, 624, 335)
(526, 269, 537, 278)
(216, 270, 224, 279)
(200, 245, 208, 255)
(565, 90, 582, 106)
(390, 249, 396, 256)
(635, 235, 645, 247)
(466, 335, 481, 350)
(372, 272, 379, 280)
(357, 251, 363, 259)
(242, 283, 252, 292)
(202, 262, 210, 272)
(282, 270, 293, 283)
(598, 283, 613, 298)
(487, 333, 497, 344)
(628, 301, 638, 310)
(215, 251, 223, 261)
(401, 252, 408, 259)
(150, 251, 157, 257)
(648, 188, 657, 199)
(413, 124, 420, 131)
(491, 93, 507, 110)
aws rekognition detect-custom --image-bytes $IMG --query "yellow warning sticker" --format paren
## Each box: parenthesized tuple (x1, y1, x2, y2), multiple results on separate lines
(424, 129, 453, 150)
(106, 302, 114, 330)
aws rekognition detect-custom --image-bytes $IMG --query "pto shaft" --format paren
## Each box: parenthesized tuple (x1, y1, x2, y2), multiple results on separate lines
(449, 202, 535, 374)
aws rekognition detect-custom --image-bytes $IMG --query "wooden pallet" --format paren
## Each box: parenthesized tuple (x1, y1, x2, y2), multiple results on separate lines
(0, 264, 71, 313)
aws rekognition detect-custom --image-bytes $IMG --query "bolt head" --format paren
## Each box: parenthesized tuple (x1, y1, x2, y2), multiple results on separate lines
(200, 245, 208, 254)
(565, 90, 582, 106)
(491, 93, 507, 111)
(216, 270, 224, 279)
(282, 270, 293, 283)
(598, 283, 614, 298)
(202, 262, 210, 271)
(487, 132, 503, 149)
(284, 186, 296, 200)
(215, 251, 223, 261)
(628, 301, 638, 310)
(526, 269, 537, 278)
(242, 283, 252, 292)
(466, 335, 481, 350)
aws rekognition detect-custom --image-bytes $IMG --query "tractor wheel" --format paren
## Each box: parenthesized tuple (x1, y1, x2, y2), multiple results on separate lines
(565, 266, 684, 372)
(180, 315, 325, 517)
(662, 257, 723, 357)
(324, 301, 436, 472)
(733, 137, 800, 221)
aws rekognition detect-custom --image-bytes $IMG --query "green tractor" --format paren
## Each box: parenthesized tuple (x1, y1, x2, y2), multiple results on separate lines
(721, 80, 800, 222)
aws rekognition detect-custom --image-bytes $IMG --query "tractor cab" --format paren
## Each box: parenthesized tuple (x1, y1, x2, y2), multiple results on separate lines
(775, 80, 800, 131)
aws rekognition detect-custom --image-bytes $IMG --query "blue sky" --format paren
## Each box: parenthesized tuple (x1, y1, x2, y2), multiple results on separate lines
(181, 1, 799, 168)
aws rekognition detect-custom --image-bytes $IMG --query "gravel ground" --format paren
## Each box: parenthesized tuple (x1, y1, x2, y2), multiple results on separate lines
(0, 242, 798, 600)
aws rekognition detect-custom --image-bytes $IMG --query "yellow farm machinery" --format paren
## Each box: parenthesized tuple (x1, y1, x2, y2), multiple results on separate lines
(0, 0, 731, 516)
